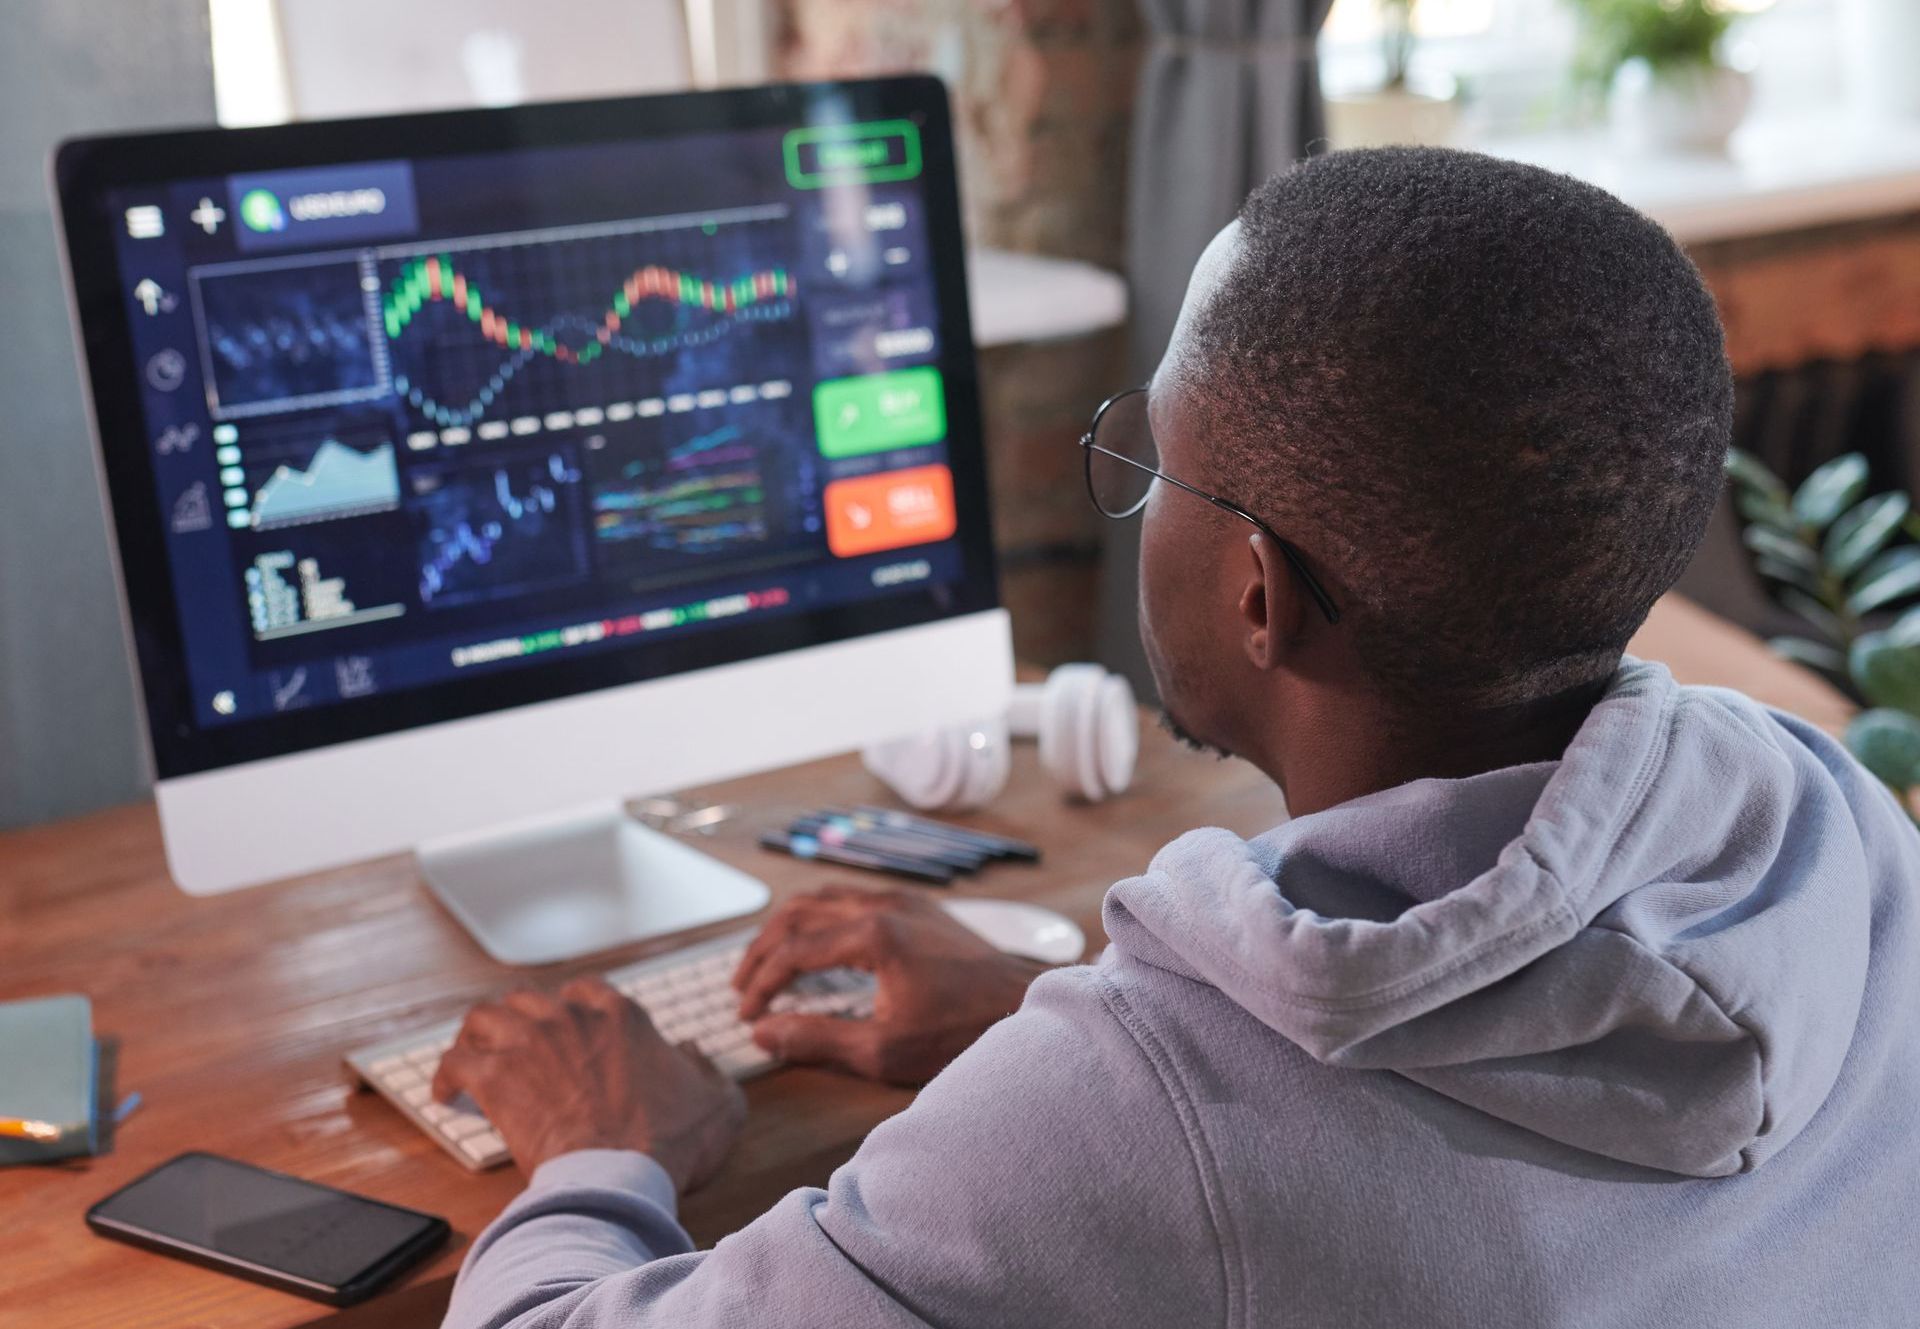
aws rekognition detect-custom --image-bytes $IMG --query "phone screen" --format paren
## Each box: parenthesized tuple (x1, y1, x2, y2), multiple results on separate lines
(89, 1153, 444, 1294)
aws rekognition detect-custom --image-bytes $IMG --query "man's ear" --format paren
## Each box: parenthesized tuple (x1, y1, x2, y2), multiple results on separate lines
(1238, 532, 1307, 670)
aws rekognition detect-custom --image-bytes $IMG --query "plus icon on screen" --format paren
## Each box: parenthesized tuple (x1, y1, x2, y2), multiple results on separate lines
(190, 197, 226, 235)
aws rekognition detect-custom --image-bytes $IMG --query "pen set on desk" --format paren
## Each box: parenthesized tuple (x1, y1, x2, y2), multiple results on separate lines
(760, 806, 1040, 884)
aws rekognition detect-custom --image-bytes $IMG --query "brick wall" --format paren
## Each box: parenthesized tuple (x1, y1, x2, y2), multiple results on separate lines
(1690, 213, 1920, 377)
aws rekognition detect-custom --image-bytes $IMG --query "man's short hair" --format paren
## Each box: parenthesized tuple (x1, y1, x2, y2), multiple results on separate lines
(1185, 146, 1732, 707)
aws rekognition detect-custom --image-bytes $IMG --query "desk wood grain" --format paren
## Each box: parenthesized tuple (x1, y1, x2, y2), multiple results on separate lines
(0, 597, 1846, 1328)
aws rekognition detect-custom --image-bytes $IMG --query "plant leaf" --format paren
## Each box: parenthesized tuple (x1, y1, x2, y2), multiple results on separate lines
(1735, 487, 1798, 534)
(1741, 524, 1819, 572)
(1725, 448, 1789, 503)
(1754, 555, 1823, 597)
(1856, 543, 1920, 584)
(1777, 589, 1846, 644)
(1847, 708, 1920, 790)
(1768, 635, 1846, 674)
(1848, 546, 1920, 615)
(1890, 604, 1920, 647)
(1851, 632, 1920, 712)
(1792, 454, 1870, 530)
(1827, 492, 1910, 579)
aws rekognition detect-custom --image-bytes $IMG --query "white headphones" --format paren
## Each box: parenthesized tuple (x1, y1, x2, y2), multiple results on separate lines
(861, 663, 1139, 811)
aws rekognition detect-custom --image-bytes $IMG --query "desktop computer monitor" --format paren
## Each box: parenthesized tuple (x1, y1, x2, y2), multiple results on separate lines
(54, 77, 1011, 963)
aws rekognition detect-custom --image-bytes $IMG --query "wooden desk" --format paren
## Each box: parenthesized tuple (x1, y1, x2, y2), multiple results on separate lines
(0, 597, 1850, 1329)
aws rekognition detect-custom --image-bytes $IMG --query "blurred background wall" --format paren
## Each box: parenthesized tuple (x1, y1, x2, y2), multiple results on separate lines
(0, 3, 216, 828)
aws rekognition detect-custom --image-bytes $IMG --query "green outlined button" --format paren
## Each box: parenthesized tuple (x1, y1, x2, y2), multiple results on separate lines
(813, 367, 946, 458)
(784, 120, 923, 189)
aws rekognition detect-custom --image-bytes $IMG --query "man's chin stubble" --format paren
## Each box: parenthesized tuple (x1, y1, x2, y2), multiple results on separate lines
(1158, 709, 1233, 761)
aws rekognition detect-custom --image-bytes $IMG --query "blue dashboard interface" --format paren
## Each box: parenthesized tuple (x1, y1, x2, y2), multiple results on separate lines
(106, 120, 964, 727)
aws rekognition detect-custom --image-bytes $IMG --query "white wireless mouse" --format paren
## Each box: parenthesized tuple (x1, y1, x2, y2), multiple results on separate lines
(940, 897, 1086, 966)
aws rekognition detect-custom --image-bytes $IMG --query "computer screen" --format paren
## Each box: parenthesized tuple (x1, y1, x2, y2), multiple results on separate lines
(58, 80, 995, 780)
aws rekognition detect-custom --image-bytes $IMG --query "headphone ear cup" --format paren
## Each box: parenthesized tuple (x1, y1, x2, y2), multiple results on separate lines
(1037, 664, 1105, 799)
(1070, 667, 1107, 801)
(1094, 673, 1139, 798)
(862, 728, 969, 810)
(1037, 664, 1099, 791)
(953, 717, 1011, 811)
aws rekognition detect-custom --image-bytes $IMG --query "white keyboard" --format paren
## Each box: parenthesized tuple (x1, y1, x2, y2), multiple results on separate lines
(344, 929, 876, 1170)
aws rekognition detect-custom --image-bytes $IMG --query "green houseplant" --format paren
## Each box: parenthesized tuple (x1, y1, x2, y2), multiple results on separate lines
(1568, 0, 1750, 151)
(1726, 448, 1920, 813)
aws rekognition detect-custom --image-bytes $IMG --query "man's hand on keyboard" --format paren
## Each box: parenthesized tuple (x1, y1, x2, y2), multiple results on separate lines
(734, 885, 1047, 1086)
(432, 976, 746, 1187)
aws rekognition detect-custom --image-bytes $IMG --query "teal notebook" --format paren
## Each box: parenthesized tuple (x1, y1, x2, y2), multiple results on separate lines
(0, 995, 97, 1165)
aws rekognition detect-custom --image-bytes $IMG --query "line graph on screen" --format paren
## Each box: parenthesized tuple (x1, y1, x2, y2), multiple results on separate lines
(377, 211, 804, 429)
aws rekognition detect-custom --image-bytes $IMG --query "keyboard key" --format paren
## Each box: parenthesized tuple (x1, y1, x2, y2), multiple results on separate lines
(462, 1131, 507, 1163)
(441, 1111, 491, 1139)
(716, 1043, 774, 1076)
(383, 1066, 425, 1091)
(370, 1055, 408, 1076)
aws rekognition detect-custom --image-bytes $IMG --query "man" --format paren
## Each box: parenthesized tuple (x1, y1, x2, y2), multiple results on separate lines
(437, 148, 1920, 1327)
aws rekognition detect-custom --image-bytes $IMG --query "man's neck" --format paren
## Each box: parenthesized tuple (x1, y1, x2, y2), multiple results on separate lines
(1257, 677, 1609, 819)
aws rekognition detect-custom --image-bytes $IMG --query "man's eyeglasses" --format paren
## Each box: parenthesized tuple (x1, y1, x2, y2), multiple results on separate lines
(1078, 386, 1341, 625)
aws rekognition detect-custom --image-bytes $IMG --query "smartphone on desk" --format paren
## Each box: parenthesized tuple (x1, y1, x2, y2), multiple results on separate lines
(87, 1151, 449, 1306)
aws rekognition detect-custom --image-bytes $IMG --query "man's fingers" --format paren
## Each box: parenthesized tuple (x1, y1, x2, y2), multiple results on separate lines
(561, 974, 634, 1016)
(503, 988, 562, 1020)
(750, 1013, 877, 1079)
(432, 998, 533, 1102)
(431, 1039, 477, 1104)
(735, 925, 877, 1020)
(734, 894, 869, 992)
(460, 1002, 522, 1045)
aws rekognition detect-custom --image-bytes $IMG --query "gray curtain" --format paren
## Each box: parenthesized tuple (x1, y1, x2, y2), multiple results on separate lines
(0, 4, 217, 828)
(1094, 0, 1333, 694)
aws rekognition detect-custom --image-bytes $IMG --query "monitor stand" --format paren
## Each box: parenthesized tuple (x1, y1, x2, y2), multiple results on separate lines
(415, 801, 770, 966)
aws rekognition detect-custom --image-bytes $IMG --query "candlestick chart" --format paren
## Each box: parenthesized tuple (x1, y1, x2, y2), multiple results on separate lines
(377, 212, 804, 430)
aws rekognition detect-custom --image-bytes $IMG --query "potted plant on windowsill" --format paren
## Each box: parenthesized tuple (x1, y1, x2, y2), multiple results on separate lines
(1325, 0, 1461, 149)
(1571, 0, 1750, 154)
(1726, 449, 1920, 819)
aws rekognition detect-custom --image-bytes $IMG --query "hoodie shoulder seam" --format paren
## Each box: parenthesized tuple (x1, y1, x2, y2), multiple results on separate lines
(1094, 970, 1243, 1329)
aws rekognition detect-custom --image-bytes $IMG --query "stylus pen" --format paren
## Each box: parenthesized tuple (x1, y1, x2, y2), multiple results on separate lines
(836, 806, 1022, 860)
(815, 811, 996, 865)
(790, 816, 987, 872)
(760, 830, 955, 885)
(848, 806, 1042, 862)
(802, 821, 984, 873)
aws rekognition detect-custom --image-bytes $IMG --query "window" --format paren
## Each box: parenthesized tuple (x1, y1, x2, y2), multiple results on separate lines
(1317, 0, 1843, 138)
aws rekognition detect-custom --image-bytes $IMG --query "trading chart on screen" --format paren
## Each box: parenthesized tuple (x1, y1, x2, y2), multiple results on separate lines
(111, 118, 964, 724)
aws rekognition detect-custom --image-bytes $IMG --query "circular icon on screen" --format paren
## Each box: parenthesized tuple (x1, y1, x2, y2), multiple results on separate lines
(239, 188, 286, 233)
(145, 349, 187, 392)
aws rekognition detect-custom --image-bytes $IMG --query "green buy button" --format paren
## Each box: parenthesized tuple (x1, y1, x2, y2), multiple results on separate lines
(813, 367, 947, 459)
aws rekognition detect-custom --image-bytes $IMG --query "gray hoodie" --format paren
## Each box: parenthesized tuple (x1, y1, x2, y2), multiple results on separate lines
(444, 660, 1920, 1328)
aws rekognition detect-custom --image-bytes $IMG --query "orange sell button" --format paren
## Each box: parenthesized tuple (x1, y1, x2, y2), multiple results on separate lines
(824, 464, 958, 558)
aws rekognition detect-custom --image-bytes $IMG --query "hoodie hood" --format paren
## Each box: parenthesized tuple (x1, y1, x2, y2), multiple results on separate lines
(1104, 659, 1893, 1178)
